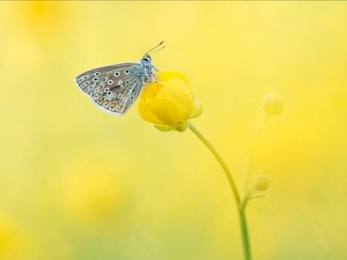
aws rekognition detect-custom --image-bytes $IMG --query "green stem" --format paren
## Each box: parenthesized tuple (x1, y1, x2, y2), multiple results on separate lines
(243, 114, 268, 197)
(188, 122, 251, 260)
(239, 209, 251, 260)
(188, 122, 240, 205)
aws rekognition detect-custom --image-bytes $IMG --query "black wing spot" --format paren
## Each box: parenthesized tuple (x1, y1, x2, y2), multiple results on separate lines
(109, 85, 121, 91)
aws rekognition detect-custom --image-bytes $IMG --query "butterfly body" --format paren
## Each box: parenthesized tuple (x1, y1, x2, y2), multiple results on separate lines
(75, 54, 157, 115)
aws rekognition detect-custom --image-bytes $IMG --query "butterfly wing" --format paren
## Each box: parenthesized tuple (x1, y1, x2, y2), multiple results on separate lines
(75, 63, 144, 115)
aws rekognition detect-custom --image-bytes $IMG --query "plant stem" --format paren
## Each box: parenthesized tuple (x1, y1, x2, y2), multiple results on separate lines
(243, 113, 268, 197)
(239, 209, 251, 260)
(188, 122, 251, 260)
(188, 122, 240, 205)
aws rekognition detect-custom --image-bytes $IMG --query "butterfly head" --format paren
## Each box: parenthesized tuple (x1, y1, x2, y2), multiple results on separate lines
(141, 54, 152, 64)
(141, 41, 165, 65)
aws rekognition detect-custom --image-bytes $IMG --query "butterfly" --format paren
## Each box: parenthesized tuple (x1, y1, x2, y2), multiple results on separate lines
(74, 42, 164, 115)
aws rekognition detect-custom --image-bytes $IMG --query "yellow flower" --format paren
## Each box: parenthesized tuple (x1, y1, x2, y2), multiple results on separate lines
(138, 71, 203, 132)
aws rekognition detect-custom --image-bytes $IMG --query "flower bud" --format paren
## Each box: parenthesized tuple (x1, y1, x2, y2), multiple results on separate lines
(263, 93, 284, 115)
(253, 175, 269, 191)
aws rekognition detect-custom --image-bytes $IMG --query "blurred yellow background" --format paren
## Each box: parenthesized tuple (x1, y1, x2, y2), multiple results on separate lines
(1, 1, 347, 259)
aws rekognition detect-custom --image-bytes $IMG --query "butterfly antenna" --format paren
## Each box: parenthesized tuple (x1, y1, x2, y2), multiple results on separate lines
(146, 41, 165, 55)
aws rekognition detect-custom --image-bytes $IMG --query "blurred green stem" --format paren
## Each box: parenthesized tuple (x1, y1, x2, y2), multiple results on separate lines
(242, 113, 268, 208)
(188, 122, 251, 260)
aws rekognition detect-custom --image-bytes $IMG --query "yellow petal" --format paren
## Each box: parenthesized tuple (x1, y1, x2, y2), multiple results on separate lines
(140, 82, 163, 102)
(142, 96, 185, 126)
(153, 79, 195, 125)
(156, 71, 191, 88)
(138, 101, 163, 125)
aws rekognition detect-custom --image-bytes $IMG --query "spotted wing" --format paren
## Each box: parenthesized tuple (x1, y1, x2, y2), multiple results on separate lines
(75, 63, 144, 115)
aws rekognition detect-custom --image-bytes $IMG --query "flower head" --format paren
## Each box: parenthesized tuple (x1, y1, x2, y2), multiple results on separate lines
(138, 71, 203, 131)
